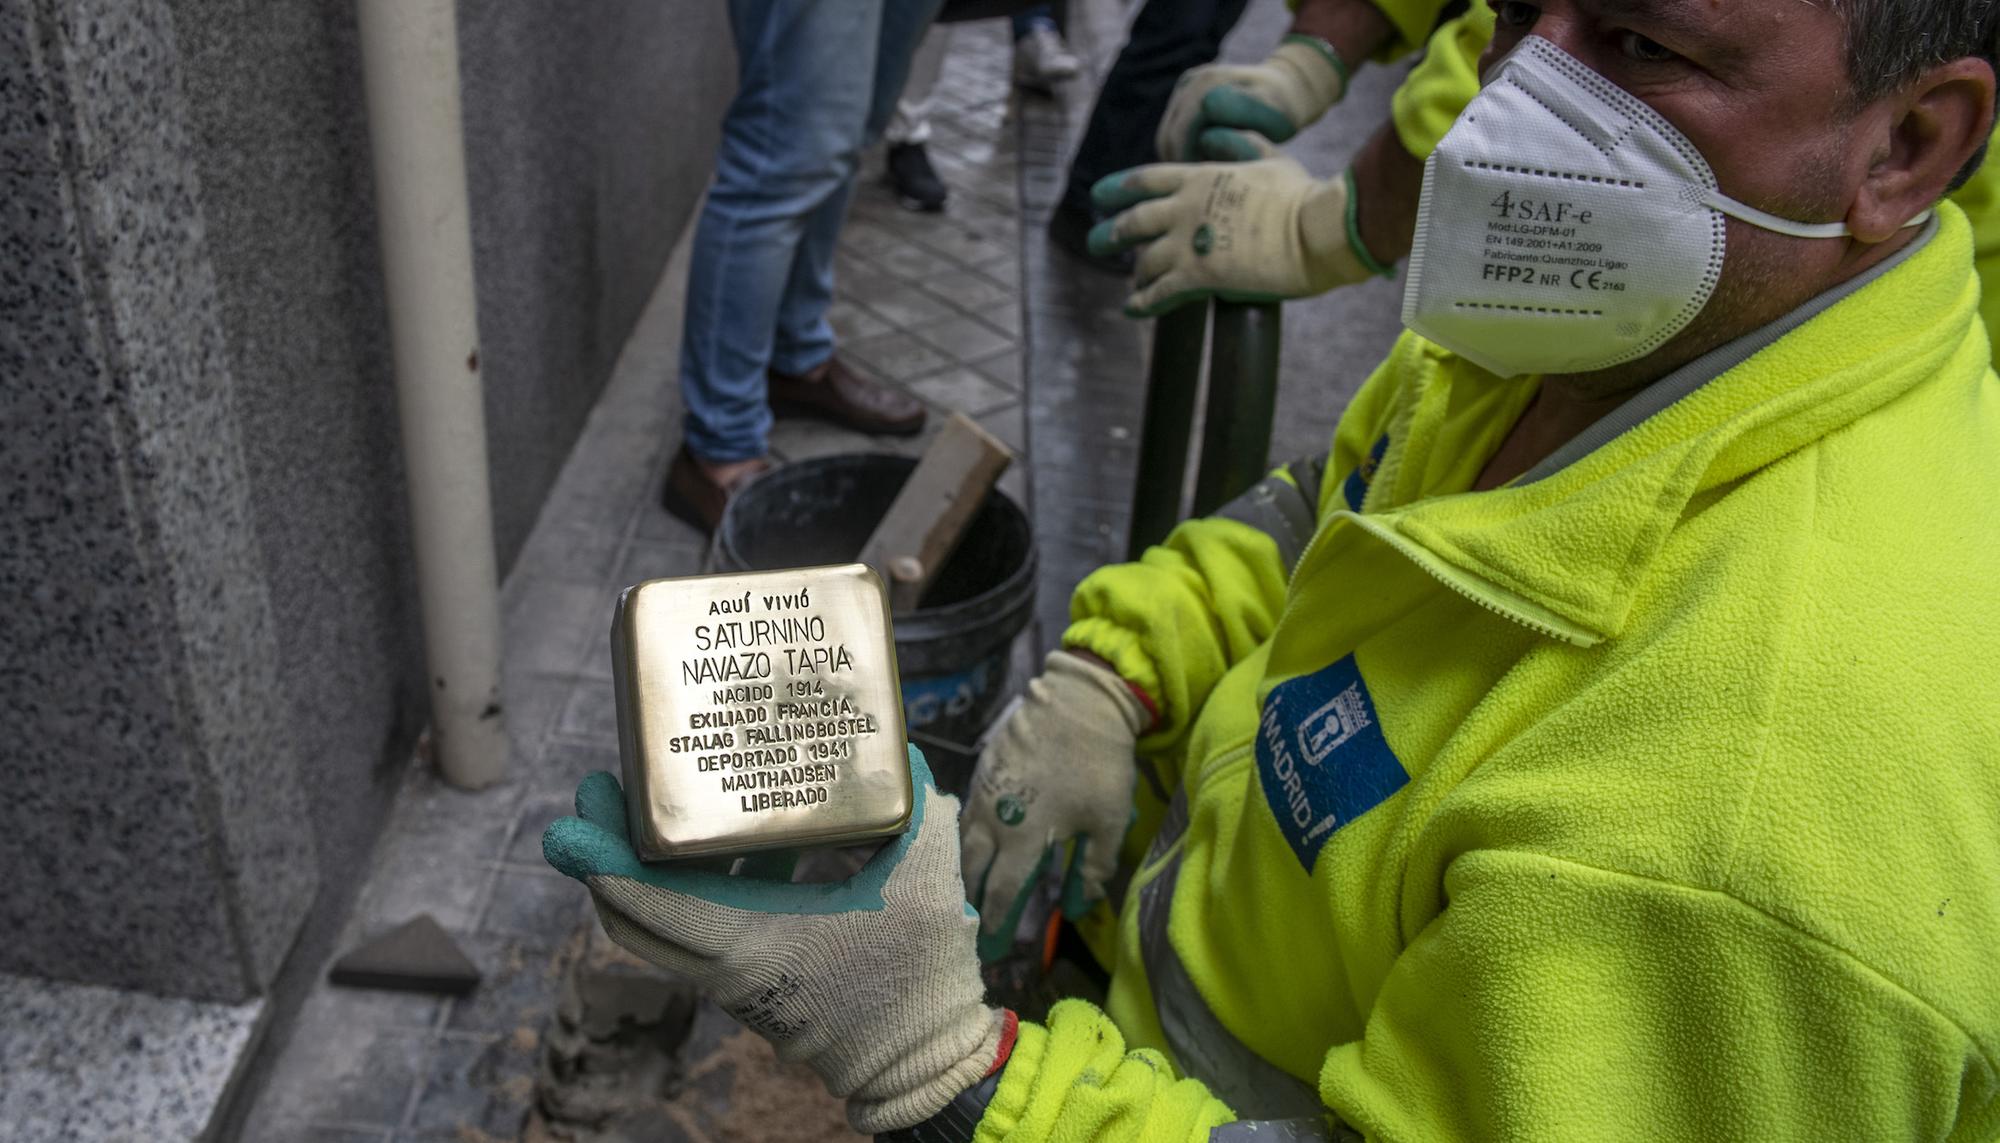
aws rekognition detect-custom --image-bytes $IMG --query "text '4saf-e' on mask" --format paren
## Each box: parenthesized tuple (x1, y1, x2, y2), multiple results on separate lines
(1402, 35, 1928, 378)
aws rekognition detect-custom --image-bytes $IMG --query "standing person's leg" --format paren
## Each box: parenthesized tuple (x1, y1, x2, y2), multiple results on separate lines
(764, 0, 939, 430)
(672, 0, 887, 527)
(1050, 0, 1252, 261)
(1012, 3, 1080, 92)
(882, 25, 951, 212)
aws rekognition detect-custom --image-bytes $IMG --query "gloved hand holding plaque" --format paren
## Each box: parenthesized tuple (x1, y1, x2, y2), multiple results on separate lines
(610, 562, 912, 860)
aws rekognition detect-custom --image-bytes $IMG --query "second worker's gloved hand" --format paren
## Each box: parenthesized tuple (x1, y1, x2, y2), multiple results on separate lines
(542, 746, 1006, 1134)
(1088, 154, 1389, 317)
(960, 651, 1153, 961)
(1155, 36, 1348, 162)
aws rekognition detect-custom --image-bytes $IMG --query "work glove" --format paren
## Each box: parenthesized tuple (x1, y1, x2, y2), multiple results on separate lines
(1087, 155, 1387, 317)
(959, 651, 1152, 961)
(542, 745, 1006, 1134)
(1155, 37, 1347, 162)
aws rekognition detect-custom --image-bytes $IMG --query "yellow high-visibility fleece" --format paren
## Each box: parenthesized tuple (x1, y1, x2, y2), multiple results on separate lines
(973, 203, 2000, 1141)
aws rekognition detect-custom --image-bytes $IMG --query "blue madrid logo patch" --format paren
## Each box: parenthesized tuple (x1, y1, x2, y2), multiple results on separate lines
(1255, 654, 1407, 871)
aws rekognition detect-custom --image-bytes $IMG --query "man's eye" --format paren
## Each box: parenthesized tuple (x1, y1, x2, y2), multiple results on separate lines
(1492, 1, 1538, 29)
(1618, 31, 1677, 63)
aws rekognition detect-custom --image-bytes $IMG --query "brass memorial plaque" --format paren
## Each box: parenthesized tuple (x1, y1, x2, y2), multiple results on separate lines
(610, 563, 912, 861)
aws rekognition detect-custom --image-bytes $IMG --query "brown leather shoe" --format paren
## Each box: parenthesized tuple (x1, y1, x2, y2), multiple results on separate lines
(661, 446, 772, 533)
(768, 357, 926, 436)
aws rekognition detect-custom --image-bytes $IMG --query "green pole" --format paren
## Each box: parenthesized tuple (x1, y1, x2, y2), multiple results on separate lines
(1190, 301, 1282, 517)
(1126, 302, 1210, 559)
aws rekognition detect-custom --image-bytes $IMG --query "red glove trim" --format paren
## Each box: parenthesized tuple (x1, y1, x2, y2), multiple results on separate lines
(987, 1009, 1020, 1077)
(1062, 648, 1162, 732)
(1124, 679, 1161, 730)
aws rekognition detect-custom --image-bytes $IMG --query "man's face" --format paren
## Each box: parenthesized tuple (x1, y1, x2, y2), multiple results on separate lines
(1480, 0, 1873, 388)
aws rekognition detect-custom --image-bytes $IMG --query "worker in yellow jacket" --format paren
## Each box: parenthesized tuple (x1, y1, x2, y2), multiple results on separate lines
(543, 1, 2000, 1138)
(1107, 0, 2000, 374)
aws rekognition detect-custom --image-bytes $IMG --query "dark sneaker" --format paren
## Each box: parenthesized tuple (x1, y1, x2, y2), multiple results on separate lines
(886, 143, 948, 212)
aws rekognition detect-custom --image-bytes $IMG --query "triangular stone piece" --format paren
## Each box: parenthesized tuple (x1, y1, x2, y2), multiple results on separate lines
(329, 913, 482, 996)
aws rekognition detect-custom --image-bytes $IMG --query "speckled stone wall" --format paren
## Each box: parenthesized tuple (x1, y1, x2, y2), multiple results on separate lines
(0, 0, 318, 1001)
(1, 0, 731, 1002)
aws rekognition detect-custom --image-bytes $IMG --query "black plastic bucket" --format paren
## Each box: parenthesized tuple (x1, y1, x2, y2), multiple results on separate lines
(713, 454, 1036, 787)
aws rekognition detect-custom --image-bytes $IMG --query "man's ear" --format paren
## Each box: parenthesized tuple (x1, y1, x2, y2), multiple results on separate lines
(1849, 57, 1997, 242)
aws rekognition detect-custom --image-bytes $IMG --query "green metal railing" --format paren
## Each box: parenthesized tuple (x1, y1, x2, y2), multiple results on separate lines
(1126, 299, 1283, 559)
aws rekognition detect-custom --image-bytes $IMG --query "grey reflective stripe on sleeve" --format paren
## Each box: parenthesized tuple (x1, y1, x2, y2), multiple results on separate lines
(875, 1067, 1001, 1143)
(1212, 453, 1328, 573)
(1137, 789, 1325, 1120)
(1208, 1117, 1337, 1142)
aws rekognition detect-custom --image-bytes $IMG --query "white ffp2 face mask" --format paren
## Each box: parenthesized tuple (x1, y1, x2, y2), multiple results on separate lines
(1401, 35, 1921, 378)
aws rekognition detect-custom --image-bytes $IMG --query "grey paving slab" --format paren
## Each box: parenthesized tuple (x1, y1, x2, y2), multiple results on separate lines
(844, 329, 956, 382)
(827, 298, 894, 342)
(869, 237, 965, 283)
(405, 1031, 537, 1137)
(480, 869, 588, 941)
(836, 219, 909, 260)
(295, 966, 445, 1037)
(255, 1126, 388, 1143)
(255, 1025, 432, 1128)
(613, 537, 706, 591)
(500, 666, 571, 758)
(554, 677, 620, 746)
(975, 301, 1024, 336)
(350, 830, 495, 939)
(981, 254, 1023, 288)
(974, 348, 1023, 388)
(910, 367, 1020, 416)
(444, 935, 565, 1036)
(505, 792, 578, 867)
(500, 578, 606, 677)
(911, 312, 1016, 364)
(978, 402, 1029, 453)
(921, 267, 1016, 312)
(535, 739, 624, 787)
(843, 277, 957, 329)
(908, 219, 1017, 268)
(630, 492, 710, 545)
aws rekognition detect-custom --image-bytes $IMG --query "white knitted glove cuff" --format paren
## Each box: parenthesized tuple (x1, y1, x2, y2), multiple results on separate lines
(847, 1006, 1006, 1133)
(1266, 38, 1347, 124)
(1046, 649, 1151, 738)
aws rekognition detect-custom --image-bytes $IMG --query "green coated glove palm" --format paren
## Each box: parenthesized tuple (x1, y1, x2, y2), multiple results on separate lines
(1088, 155, 1387, 317)
(1155, 37, 1348, 162)
(542, 745, 1004, 1134)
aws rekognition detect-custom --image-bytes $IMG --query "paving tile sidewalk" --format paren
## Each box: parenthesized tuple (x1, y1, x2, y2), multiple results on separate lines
(236, 19, 1035, 1143)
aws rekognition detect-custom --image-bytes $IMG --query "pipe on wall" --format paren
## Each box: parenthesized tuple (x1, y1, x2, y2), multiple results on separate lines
(357, 0, 507, 789)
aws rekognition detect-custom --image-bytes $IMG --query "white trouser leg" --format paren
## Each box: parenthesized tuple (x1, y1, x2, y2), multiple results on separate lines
(882, 25, 948, 145)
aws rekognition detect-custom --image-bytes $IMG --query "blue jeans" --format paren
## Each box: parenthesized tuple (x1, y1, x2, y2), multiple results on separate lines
(680, 0, 944, 462)
(1010, 5, 1056, 38)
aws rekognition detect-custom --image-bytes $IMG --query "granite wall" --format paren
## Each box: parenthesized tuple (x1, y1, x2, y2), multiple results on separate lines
(0, 0, 732, 1001)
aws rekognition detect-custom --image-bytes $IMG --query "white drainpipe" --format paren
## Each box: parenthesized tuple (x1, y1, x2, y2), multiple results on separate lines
(357, 0, 507, 788)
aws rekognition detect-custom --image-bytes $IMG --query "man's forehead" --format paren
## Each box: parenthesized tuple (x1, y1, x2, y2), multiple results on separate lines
(1570, 0, 1846, 72)
(1585, 0, 1839, 36)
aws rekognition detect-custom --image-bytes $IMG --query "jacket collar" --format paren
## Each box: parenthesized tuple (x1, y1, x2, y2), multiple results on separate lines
(1342, 203, 1986, 646)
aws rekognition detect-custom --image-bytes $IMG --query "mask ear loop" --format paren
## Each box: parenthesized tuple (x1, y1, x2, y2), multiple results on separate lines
(1705, 191, 1933, 239)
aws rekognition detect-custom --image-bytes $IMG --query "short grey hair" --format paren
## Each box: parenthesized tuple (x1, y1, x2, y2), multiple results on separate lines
(1835, 0, 2000, 189)
(1840, 0, 2000, 101)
